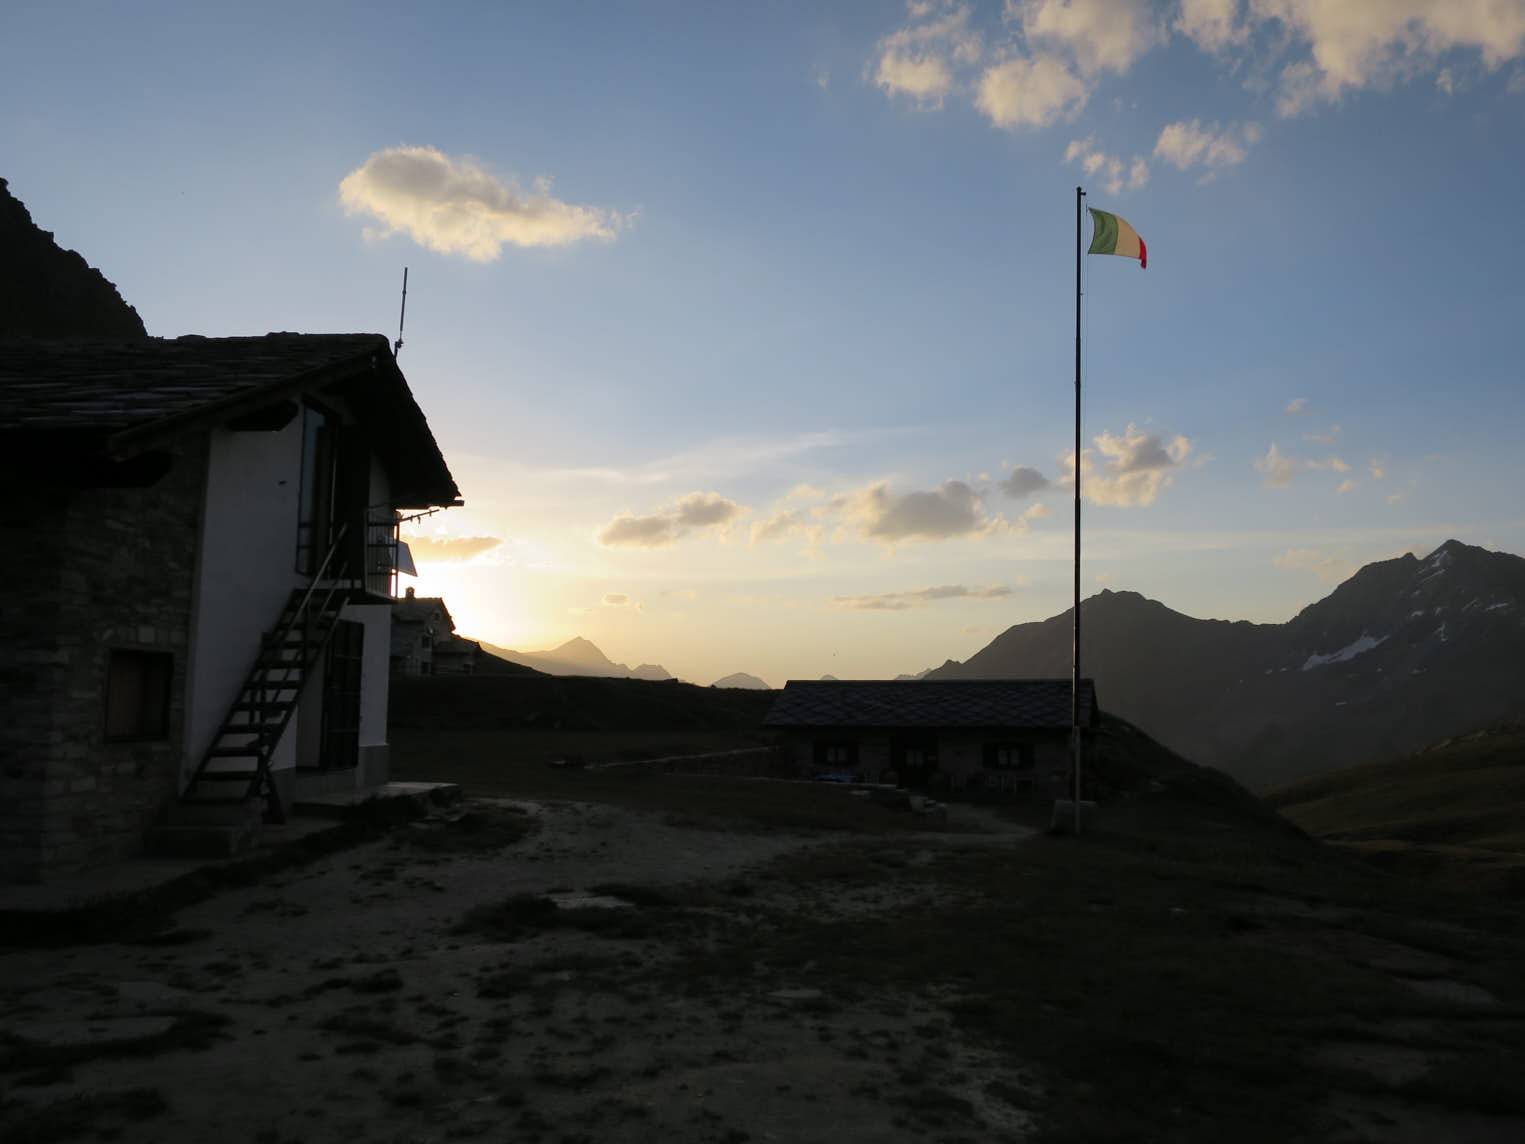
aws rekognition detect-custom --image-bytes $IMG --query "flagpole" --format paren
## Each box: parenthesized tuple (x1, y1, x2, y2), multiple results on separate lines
(1072, 185, 1084, 836)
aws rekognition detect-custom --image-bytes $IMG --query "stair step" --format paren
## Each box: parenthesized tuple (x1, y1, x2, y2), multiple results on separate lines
(179, 798, 254, 814)
(206, 746, 261, 758)
(194, 770, 260, 782)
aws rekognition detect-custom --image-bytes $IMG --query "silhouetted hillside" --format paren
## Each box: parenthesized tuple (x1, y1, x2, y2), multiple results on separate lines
(930, 540, 1525, 788)
(480, 636, 673, 681)
(0, 178, 146, 337)
(1268, 718, 1525, 897)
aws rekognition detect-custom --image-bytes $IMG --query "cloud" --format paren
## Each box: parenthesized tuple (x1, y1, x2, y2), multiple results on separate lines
(1285, 397, 1310, 414)
(846, 479, 992, 543)
(750, 509, 805, 546)
(831, 584, 1012, 611)
(999, 464, 1052, 499)
(1308, 455, 1350, 473)
(1369, 459, 1387, 480)
(1064, 136, 1150, 193)
(339, 145, 622, 260)
(1254, 0, 1525, 116)
(1256, 442, 1349, 486)
(596, 491, 747, 548)
(1018, 0, 1165, 77)
(1255, 442, 1300, 487)
(1274, 546, 1356, 582)
(673, 491, 744, 528)
(1068, 425, 1192, 506)
(976, 52, 1089, 126)
(788, 482, 826, 499)
(597, 513, 677, 548)
(871, 2, 981, 104)
(1153, 119, 1260, 176)
(1178, 0, 1250, 53)
(869, 0, 1525, 172)
(1337, 478, 1358, 494)
(402, 534, 502, 561)
(1303, 424, 1341, 445)
(875, 50, 956, 103)
(601, 593, 642, 610)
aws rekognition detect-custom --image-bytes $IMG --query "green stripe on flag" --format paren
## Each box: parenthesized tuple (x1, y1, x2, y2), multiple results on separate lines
(1088, 209, 1120, 256)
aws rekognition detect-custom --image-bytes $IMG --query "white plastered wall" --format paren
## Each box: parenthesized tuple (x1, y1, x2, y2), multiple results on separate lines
(184, 400, 398, 785)
(184, 419, 306, 777)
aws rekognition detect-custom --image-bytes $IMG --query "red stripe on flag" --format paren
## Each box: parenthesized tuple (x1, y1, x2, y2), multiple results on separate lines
(1138, 238, 1147, 269)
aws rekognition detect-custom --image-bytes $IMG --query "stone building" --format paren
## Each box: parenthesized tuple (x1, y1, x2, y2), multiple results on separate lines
(762, 678, 1097, 796)
(389, 589, 453, 676)
(389, 589, 483, 676)
(0, 334, 460, 882)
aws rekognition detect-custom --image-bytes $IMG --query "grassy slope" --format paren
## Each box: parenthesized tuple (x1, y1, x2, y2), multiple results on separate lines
(1266, 721, 1525, 897)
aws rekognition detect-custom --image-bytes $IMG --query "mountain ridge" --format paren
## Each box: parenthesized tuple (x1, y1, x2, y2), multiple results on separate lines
(479, 636, 675, 681)
(928, 540, 1525, 788)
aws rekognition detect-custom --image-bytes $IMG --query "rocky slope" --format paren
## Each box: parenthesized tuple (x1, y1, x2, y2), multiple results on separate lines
(929, 540, 1525, 788)
(0, 177, 146, 337)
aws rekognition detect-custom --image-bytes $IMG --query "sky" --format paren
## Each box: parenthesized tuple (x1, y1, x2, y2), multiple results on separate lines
(6, 1, 1525, 686)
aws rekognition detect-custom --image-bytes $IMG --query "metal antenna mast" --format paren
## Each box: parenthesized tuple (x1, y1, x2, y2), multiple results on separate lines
(394, 267, 409, 357)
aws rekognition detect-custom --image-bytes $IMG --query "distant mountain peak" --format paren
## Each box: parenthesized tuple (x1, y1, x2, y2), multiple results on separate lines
(554, 636, 605, 656)
(484, 635, 672, 681)
(711, 672, 770, 690)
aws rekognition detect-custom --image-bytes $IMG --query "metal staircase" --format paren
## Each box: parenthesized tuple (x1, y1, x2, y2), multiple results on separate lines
(172, 529, 357, 840)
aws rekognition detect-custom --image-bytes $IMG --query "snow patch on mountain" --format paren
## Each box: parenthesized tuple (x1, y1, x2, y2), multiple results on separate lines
(1302, 633, 1386, 671)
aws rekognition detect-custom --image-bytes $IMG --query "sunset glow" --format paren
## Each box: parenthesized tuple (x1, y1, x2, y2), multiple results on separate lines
(7, 1, 1524, 686)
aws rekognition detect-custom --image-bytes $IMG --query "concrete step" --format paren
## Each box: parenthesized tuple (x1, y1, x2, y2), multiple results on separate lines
(163, 798, 262, 828)
(143, 821, 261, 859)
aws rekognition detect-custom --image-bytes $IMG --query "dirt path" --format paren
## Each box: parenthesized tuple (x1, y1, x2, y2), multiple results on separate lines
(1, 800, 1039, 1144)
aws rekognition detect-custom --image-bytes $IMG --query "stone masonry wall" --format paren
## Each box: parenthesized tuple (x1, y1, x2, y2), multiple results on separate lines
(0, 434, 206, 882)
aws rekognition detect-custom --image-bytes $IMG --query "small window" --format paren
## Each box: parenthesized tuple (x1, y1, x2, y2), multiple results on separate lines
(985, 742, 1034, 770)
(825, 744, 851, 765)
(105, 650, 172, 741)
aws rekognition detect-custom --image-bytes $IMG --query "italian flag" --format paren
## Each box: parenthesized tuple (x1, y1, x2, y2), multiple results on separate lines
(1088, 208, 1146, 268)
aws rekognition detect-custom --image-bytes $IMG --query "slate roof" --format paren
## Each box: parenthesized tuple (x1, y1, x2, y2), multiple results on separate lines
(763, 679, 1097, 730)
(0, 333, 460, 507)
(391, 594, 454, 629)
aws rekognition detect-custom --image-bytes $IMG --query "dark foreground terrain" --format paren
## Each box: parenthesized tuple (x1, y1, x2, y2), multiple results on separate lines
(4, 730, 1523, 1144)
(1270, 720, 1525, 900)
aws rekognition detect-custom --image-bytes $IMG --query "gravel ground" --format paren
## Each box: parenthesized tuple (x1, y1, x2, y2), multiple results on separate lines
(0, 798, 1040, 1144)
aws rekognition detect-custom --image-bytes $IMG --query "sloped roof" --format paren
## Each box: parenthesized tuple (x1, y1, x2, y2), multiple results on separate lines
(0, 333, 460, 507)
(763, 679, 1097, 730)
(392, 594, 453, 629)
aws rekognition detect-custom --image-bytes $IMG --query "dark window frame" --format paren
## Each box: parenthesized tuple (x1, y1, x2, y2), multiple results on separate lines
(983, 741, 1035, 771)
(105, 649, 173, 742)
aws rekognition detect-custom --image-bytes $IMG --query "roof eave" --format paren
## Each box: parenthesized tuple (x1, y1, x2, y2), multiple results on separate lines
(103, 350, 379, 461)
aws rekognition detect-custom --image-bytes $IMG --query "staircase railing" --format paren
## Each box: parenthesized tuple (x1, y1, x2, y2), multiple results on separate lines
(181, 524, 359, 823)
